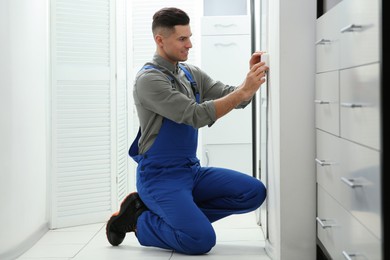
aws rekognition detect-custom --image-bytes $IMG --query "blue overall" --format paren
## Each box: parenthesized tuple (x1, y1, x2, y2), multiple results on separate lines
(129, 64, 266, 255)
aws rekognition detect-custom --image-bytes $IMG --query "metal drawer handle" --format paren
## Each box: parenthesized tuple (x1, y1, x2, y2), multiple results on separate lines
(340, 102, 363, 108)
(316, 217, 335, 228)
(341, 177, 363, 188)
(342, 251, 364, 260)
(214, 23, 237, 28)
(314, 99, 330, 104)
(315, 158, 334, 166)
(214, 42, 237, 47)
(315, 39, 331, 45)
(340, 24, 363, 33)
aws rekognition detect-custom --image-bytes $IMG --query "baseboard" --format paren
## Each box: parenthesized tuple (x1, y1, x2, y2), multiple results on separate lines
(265, 239, 275, 259)
(0, 222, 49, 260)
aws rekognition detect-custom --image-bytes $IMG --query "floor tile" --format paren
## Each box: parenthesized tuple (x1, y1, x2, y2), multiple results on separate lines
(17, 244, 84, 258)
(215, 227, 265, 242)
(17, 212, 271, 260)
(18, 258, 70, 260)
(35, 230, 98, 244)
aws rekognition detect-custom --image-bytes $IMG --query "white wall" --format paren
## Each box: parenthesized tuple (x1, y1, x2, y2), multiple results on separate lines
(0, 0, 49, 258)
(265, 0, 317, 259)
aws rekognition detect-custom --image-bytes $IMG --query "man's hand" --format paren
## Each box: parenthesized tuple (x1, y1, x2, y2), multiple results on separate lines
(239, 61, 268, 101)
(213, 52, 269, 119)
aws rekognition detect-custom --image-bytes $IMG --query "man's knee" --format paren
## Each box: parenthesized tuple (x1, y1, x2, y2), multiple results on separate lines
(179, 227, 216, 255)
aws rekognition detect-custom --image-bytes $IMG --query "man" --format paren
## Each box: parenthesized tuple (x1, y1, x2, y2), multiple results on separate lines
(106, 7, 268, 255)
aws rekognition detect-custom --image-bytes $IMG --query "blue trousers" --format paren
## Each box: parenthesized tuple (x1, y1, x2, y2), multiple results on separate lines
(135, 157, 266, 255)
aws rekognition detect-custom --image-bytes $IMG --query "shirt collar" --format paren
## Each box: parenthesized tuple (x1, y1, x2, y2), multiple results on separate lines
(153, 53, 179, 74)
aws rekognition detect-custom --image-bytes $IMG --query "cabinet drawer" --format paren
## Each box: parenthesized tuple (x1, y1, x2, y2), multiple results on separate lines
(339, 0, 380, 68)
(340, 63, 380, 150)
(339, 138, 381, 239)
(201, 34, 251, 85)
(317, 185, 381, 260)
(316, 130, 341, 197)
(315, 71, 339, 135)
(315, 1, 344, 72)
(317, 130, 381, 239)
(201, 15, 250, 35)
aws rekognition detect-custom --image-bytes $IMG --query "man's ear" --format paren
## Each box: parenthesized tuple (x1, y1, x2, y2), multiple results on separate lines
(155, 34, 164, 47)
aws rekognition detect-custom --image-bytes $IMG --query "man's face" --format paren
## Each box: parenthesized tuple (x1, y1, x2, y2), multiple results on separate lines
(157, 25, 192, 64)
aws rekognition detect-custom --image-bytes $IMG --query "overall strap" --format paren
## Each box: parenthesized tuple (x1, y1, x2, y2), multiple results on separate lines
(141, 63, 199, 103)
(178, 64, 199, 103)
(141, 64, 175, 84)
(178, 64, 198, 93)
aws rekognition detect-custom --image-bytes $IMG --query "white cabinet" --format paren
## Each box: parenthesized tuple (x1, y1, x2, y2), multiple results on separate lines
(200, 1, 252, 175)
(315, 0, 382, 259)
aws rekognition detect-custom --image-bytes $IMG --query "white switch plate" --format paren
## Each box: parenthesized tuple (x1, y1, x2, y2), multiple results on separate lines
(261, 53, 269, 67)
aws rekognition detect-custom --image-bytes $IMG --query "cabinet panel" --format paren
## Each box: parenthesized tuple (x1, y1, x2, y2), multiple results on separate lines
(201, 33, 251, 145)
(317, 185, 381, 260)
(202, 106, 252, 144)
(202, 144, 252, 175)
(200, 14, 252, 174)
(203, 0, 248, 16)
(339, 0, 380, 68)
(340, 63, 380, 150)
(315, 71, 339, 135)
(201, 15, 251, 35)
(201, 34, 250, 86)
(339, 138, 381, 239)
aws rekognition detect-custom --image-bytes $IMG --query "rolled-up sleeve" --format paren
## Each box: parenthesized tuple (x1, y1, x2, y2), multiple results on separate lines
(189, 65, 252, 110)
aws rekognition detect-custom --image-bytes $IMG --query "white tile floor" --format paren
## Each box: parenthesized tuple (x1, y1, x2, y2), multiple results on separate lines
(17, 212, 271, 260)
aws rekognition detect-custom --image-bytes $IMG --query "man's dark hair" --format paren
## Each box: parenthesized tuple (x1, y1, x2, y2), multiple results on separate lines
(152, 7, 190, 34)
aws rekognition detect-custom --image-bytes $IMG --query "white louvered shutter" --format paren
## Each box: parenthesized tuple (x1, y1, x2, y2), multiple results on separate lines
(50, 0, 128, 228)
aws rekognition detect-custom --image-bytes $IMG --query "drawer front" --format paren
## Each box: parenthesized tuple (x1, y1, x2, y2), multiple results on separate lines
(339, 138, 381, 239)
(317, 186, 382, 260)
(201, 34, 251, 86)
(315, 1, 344, 72)
(317, 130, 381, 239)
(340, 63, 380, 150)
(201, 15, 250, 35)
(315, 71, 339, 135)
(339, 0, 380, 68)
(316, 130, 341, 197)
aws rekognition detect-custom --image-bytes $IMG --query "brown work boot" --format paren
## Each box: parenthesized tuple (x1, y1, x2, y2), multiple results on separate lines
(106, 192, 147, 246)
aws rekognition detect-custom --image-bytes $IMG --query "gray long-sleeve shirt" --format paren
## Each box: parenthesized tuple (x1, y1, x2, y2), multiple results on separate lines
(133, 54, 250, 154)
